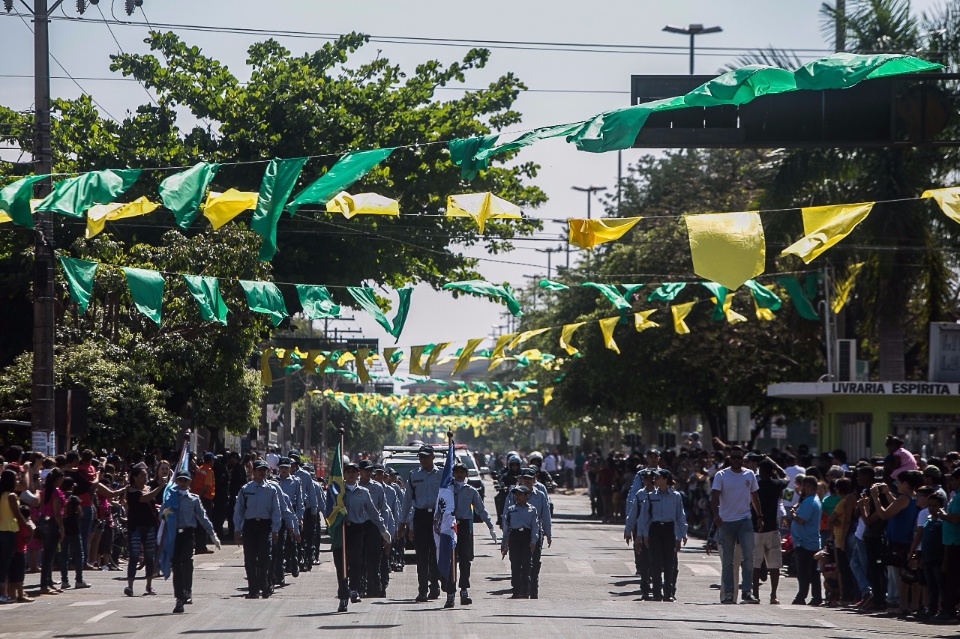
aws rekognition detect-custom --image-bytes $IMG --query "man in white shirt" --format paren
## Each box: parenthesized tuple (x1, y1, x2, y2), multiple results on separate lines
(711, 445, 762, 605)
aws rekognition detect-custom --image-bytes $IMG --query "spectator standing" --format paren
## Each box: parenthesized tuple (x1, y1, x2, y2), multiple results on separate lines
(38, 469, 65, 595)
(711, 446, 762, 604)
(752, 459, 788, 604)
(934, 467, 960, 621)
(871, 469, 920, 615)
(124, 467, 163, 597)
(790, 475, 823, 605)
(1, 469, 33, 603)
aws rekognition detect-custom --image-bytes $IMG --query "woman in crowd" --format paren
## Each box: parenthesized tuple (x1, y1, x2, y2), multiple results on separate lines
(124, 466, 163, 596)
(1, 469, 33, 603)
(871, 469, 921, 616)
(38, 468, 65, 595)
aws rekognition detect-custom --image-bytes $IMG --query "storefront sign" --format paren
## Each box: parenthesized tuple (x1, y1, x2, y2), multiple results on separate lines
(768, 381, 960, 398)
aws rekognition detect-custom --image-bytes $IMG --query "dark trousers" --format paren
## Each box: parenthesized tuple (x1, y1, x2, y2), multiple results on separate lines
(273, 527, 295, 583)
(924, 561, 943, 613)
(413, 508, 439, 595)
(942, 544, 960, 612)
(649, 521, 677, 597)
(300, 510, 315, 569)
(39, 519, 59, 589)
(242, 519, 273, 597)
(172, 529, 194, 601)
(795, 546, 822, 602)
(635, 542, 651, 593)
(59, 531, 84, 584)
(332, 522, 364, 600)
(360, 521, 382, 595)
(530, 536, 544, 597)
(457, 520, 474, 589)
(508, 529, 533, 597)
(380, 550, 391, 592)
(863, 536, 887, 603)
(836, 547, 857, 602)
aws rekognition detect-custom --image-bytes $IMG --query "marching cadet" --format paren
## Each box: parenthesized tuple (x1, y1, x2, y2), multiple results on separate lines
(335, 463, 390, 612)
(274, 458, 303, 585)
(501, 485, 540, 599)
(624, 468, 656, 599)
(517, 468, 552, 599)
(451, 462, 498, 606)
(638, 469, 688, 602)
(234, 459, 282, 600)
(357, 460, 394, 597)
(372, 464, 398, 591)
(399, 444, 442, 602)
(385, 468, 406, 572)
(166, 470, 221, 614)
(289, 452, 318, 572)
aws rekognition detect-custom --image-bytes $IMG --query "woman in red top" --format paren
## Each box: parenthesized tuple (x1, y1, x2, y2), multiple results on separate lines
(10, 505, 35, 602)
(38, 468, 65, 595)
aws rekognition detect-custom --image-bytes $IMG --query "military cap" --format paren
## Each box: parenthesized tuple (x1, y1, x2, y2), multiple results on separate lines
(344, 462, 360, 472)
(520, 467, 537, 478)
(357, 459, 374, 471)
(512, 484, 532, 494)
(278, 457, 292, 467)
(418, 444, 435, 456)
(175, 470, 192, 480)
(252, 460, 268, 470)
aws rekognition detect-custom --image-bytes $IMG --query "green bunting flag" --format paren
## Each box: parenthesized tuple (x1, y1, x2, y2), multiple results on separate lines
(775, 275, 819, 320)
(793, 52, 942, 90)
(122, 267, 165, 326)
(58, 255, 98, 314)
(582, 282, 644, 310)
(745, 279, 782, 311)
(448, 135, 498, 180)
(700, 282, 730, 321)
(159, 162, 220, 230)
(251, 157, 308, 261)
(538, 279, 569, 291)
(683, 66, 797, 107)
(1, 175, 50, 227)
(473, 123, 583, 166)
(37, 169, 141, 218)
(182, 274, 228, 325)
(239, 280, 288, 326)
(443, 280, 523, 317)
(296, 284, 341, 319)
(287, 148, 395, 216)
(347, 285, 412, 342)
(647, 282, 687, 302)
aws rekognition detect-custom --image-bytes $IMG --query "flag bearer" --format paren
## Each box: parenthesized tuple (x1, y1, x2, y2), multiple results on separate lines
(166, 471, 220, 614)
(334, 463, 389, 612)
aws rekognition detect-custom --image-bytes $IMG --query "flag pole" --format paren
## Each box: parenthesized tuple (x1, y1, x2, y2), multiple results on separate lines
(448, 430, 457, 589)
(339, 427, 347, 582)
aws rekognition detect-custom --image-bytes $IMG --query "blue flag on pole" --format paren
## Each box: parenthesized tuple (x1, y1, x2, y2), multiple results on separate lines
(157, 440, 190, 579)
(434, 439, 458, 581)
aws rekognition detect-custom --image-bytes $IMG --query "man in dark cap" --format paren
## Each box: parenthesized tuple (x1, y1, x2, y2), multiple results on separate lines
(384, 468, 406, 572)
(624, 467, 656, 598)
(373, 464, 398, 593)
(167, 470, 220, 614)
(399, 444, 443, 601)
(334, 462, 390, 612)
(289, 452, 318, 572)
(273, 457, 303, 585)
(357, 459, 394, 597)
(638, 469, 687, 601)
(450, 462, 497, 605)
(502, 468, 552, 598)
(234, 460, 282, 600)
(501, 485, 540, 599)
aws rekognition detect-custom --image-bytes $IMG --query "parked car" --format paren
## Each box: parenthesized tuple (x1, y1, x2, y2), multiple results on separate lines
(381, 444, 485, 501)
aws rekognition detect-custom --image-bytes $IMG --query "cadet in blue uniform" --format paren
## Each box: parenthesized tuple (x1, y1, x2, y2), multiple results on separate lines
(167, 471, 220, 614)
(289, 452, 317, 572)
(503, 468, 552, 599)
(234, 460, 282, 599)
(358, 460, 394, 597)
(502, 485, 539, 599)
(624, 468, 655, 598)
(373, 464, 397, 591)
(386, 469, 405, 572)
(452, 463, 497, 605)
(638, 469, 688, 601)
(399, 445, 443, 601)
(334, 463, 390, 612)
(273, 458, 303, 584)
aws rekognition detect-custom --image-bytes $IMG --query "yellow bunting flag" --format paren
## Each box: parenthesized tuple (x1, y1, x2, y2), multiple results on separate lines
(337, 352, 356, 366)
(202, 189, 258, 230)
(559, 321, 586, 355)
(279, 348, 291, 368)
(326, 191, 400, 219)
(922, 187, 960, 224)
(260, 348, 276, 386)
(453, 338, 484, 375)
(671, 301, 696, 334)
(781, 202, 874, 263)
(832, 262, 865, 314)
(711, 296, 748, 324)
(355, 348, 371, 384)
(409, 345, 428, 376)
(383, 347, 403, 375)
(86, 197, 158, 238)
(508, 327, 550, 350)
(634, 309, 659, 332)
(424, 342, 451, 375)
(685, 212, 765, 290)
(753, 286, 777, 321)
(446, 192, 522, 232)
(488, 332, 518, 370)
(568, 217, 642, 249)
(543, 387, 554, 405)
(598, 316, 621, 354)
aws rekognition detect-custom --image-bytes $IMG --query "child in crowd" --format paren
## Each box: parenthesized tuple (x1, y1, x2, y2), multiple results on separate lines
(917, 493, 945, 617)
(10, 505, 35, 603)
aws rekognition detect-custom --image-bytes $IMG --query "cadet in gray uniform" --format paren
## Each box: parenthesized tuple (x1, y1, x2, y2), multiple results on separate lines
(501, 485, 540, 599)
(335, 463, 390, 612)
(386, 468, 405, 572)
(514, 468, 552, 598)
(357, 460, 394, 597)
(289, 452, 317, 572)
(373, 464, 397, 591)
(624, 468, 655, 599)
(234, 460, 282, 599)
(168, 471, 220, 614)
(274, 458, 303, 583)
(399, 444, 442, 601)
(452, 463, 497, 605)
(638, 469, 687, 601)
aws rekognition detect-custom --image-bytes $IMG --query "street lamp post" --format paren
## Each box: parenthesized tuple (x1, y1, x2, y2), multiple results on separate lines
(571, 185, 608, 219)
(662, 23, 723, 75)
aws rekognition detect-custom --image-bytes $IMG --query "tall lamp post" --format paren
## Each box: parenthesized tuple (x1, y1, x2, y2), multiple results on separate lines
(662, 23, 723, 75)
(571, 185, 608, 219)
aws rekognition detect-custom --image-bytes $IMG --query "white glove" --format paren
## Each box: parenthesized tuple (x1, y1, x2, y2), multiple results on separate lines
(213, 536, 222, 551)
(488, 526, 498, 544)
(382, 530, 391, 543)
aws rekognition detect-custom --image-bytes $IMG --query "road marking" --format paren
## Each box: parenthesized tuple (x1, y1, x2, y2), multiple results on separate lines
(84, 610, 116, 624)
(565, 560, 594, 574)
(686, 564, 720, 576)
(69, 599, 114, 606)
(814, 619, 837, 628)
(0, 632, 52, 638)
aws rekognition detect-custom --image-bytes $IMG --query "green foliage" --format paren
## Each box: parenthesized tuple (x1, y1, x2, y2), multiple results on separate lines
(302, 393, 398, 458)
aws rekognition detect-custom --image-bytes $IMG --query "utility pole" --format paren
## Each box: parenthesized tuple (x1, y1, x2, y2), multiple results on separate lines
(835, 0, 846, 53)
(663, 23, 723, 75)
(571, 185, 608, 220)
(30, 0, 61, 451)
(535, 247, 558, 279)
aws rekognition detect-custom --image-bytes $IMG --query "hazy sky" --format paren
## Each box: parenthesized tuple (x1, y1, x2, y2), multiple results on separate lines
(0, 0, 946, 351)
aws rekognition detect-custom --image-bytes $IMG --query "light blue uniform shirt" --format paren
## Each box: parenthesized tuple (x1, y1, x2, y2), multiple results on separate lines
(502, 486, 551, 537)
(361, 479, 395, 535)
(502, 503, 540, 549)
(624, 488, 651, 537)
(293, 467, 318, 512)
(171, 491, 216, 539)
(638, 487, 687, 541)
(276, 475, 304, 520)
(400, 466, 442, 525)
(343, 484, 387, 535)
(452, 481, 493, 528)
(233, 479, 283, 533)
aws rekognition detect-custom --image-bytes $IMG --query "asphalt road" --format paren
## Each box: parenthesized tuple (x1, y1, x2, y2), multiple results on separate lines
(0, 483, 952, 638)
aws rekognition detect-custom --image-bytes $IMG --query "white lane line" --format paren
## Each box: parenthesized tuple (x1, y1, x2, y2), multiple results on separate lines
(687, 564, 720, 577)
(814, 619, 837, 628)
(84, 610, 116, 624)
(0, 632, 52, 638)
(69, 599, 115, 607)
(565, 559, 594, 574)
